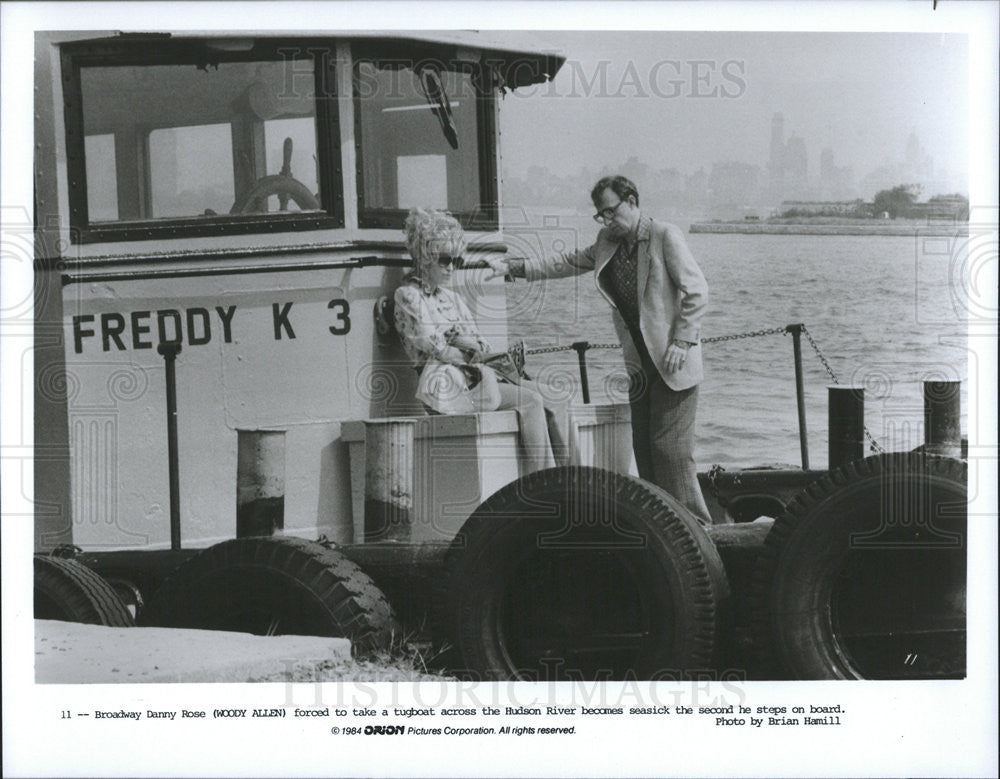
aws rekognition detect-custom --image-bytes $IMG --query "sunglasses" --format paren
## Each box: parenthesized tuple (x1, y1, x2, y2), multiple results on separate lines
(436, 255, 463, 268)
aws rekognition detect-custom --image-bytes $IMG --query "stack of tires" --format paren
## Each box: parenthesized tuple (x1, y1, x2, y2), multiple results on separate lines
(750, 453, 967, 680)
(434, 466, 732, 681)
(35, 454, 966, 681)
(137, 537, 398, 654)
(35, 538, 401, 658)
(434, 455, 967, 681)
(34, 554, 135, 627)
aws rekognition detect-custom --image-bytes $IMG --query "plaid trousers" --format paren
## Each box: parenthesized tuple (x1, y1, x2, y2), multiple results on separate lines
(628, 359, 712, 524)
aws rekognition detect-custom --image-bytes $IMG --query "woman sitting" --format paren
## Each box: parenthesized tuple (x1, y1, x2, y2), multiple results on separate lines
(394, 207, 568, 473)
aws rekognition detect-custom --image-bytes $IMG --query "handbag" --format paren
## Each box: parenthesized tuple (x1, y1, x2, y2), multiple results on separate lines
(416, 359, 502, 415)
(480, 340, 527, 384)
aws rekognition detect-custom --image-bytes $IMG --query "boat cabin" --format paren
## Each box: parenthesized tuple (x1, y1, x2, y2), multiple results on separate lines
(33, 31, 579, 551)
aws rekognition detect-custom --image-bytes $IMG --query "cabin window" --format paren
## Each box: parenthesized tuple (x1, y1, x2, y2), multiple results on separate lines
(83, 134, 119, 221)
(147, 122, 236, 218)
(353, 54, 498, 229)
(62, 40, 342, 243)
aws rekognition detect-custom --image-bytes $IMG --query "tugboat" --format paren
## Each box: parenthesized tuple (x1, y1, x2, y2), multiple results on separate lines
(32, 29, 966, 681)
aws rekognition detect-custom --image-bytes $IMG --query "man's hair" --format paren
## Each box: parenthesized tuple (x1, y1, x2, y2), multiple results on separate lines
(591, 175, 640, 207)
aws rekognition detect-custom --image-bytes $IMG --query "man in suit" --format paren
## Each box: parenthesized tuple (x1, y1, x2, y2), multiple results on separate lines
(488, 175, 712, 523)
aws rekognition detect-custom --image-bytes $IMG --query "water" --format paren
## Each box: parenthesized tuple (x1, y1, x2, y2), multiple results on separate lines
(503, 212, 968, 468)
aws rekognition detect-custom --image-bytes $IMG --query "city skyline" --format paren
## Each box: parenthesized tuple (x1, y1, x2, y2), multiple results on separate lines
(498, 31, 970, 205)
(502, 119, 961, 216)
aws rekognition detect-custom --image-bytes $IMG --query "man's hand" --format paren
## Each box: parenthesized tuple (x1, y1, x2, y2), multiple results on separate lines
(483, 257, 510, 281)
(664, 341, 691, 373)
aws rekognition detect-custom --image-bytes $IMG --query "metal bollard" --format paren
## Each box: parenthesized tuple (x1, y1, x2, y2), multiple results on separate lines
(923, 380, 962, 458)
(828, 386, 865, 468)
(363, 419, 415, 542)
(236, 430, 286, 537)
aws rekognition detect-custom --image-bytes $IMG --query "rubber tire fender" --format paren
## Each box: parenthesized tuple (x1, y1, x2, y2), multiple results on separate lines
(138, 537, 398, 653)
(437, 466, 731, 681)
(34, 555, 135, 627)
(750, 453, 967, 680)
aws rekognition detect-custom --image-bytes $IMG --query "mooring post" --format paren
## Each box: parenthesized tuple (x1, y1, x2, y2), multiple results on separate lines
(571, 341, 591, 405)
(157, 342, 182, 551)
(828, 386, 865, 468)
(786, 324, 810, 470)
(364, 419, 416, 542)
(924, 380, 962, 457)
(236, 430, 286, 537)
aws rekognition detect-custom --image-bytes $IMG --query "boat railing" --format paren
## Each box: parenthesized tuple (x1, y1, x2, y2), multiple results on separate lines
(523, 322, 848, 471)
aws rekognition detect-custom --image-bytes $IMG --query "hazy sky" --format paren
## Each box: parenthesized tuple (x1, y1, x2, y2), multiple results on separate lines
(498, 31, 969, 189)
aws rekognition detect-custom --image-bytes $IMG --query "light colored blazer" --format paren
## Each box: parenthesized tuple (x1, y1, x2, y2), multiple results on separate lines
(524, 214, 708, 390)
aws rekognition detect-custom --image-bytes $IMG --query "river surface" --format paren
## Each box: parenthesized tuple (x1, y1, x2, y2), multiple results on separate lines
(500, 211, 969, 468)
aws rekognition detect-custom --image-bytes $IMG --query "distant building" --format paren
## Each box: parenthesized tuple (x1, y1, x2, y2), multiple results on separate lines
(684, 167, 708, 204)
(859, 165, 901, 199)
(708, 160, 762, 207)
(779, 200, 867, 217)
(777, 195, 966, 221)
(768, 113, 785, 192)
(905, 131, 934, 178)
(860, 131, 943, 200)
(784, 136, 808, 191)
(908, 194, 969, 221)
(766, 113, 812, 200)
(820, 148, 835, 181)
(818, 147, 857, 200)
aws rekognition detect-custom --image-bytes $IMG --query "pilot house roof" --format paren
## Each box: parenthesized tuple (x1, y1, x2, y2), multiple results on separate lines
(55, 29, 567, 89)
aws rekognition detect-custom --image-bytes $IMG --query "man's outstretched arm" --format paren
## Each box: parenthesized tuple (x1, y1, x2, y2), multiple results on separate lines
(486, 242, 599, 281)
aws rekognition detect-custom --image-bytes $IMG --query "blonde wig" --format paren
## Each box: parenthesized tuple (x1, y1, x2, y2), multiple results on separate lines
(404, 207, 467, 275)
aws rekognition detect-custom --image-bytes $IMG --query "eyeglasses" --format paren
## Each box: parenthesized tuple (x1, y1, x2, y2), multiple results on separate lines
(593, 200, 624, 223)
(436, 255, 463, 268)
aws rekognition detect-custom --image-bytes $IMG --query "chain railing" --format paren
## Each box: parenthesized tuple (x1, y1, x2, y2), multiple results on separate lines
(524, 323, 885, 466)
(526, 325, 792, 356)
(703, 326, 791, 344)
(799, 325, 885, 454)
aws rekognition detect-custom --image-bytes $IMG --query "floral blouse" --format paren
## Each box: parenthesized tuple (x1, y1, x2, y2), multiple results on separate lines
(393, 276, 490, 368)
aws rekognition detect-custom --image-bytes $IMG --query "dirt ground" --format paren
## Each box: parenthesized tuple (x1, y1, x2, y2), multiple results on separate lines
(35, 620, 453, 683)
(248, 653, 454, 683)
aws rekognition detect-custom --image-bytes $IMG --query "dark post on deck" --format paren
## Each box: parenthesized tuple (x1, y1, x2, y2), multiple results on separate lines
(157, 342, 182, 550)
(924, 380, 962, 457)
(829, 386, 865, 468)
(571, 341, 591, 405)
(237, 431, 286, 537)
(363, 420, 415, 542)
(786, 324, 810, 470)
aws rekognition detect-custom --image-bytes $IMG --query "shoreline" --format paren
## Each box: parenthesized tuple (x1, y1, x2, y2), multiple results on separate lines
(689, 222, 969, 236)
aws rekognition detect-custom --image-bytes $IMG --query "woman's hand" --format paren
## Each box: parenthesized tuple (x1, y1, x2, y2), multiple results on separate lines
(452, 337, 488, 364)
